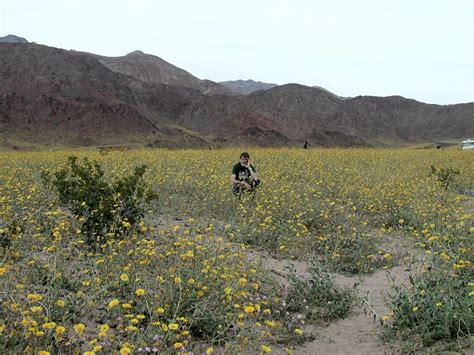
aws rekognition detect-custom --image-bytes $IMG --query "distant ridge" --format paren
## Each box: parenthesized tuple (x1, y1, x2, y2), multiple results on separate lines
(312, 86, 350, 100)
(92, 50, 233, 96)
(220, 79, 277, 95)
(219, 79, 351, 99)
(0, 34, 29, 43)
(0, 38, 473, 150)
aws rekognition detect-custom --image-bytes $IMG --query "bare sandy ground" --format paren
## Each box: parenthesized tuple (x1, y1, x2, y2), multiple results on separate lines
(251, 251, 414, 355)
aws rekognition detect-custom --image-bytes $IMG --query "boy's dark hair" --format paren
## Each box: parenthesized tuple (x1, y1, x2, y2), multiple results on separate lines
(240, 152, 250, 158)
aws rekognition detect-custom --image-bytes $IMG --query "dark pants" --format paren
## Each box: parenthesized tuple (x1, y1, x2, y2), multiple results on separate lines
(233, 179, 260, 198)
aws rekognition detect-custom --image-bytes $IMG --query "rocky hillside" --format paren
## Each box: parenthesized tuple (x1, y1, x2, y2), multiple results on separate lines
(0, 42, 157, 146)
(1, 41, 472, 149)
(0, 34, 28, 43)
(176, 84, 473, 146)
(93, 51, 233, 96)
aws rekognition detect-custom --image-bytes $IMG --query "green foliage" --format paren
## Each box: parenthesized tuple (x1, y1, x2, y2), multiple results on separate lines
(42, 156, 156, 248)
(384, 204, 418, 230)
(310, 230, 392, 274)
(0, 220, 21, 252)
(330, 234, 391, 274)
(384, 265, 473, 347)
(285, 261, 352, 322)
(430, 165, 460, 190)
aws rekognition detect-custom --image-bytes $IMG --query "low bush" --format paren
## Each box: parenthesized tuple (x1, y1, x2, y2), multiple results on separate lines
(430, 165, 460, 190)
(285, 261, 352, 322)
(42, 156, 156, 249)
(384, 263, 472, 347)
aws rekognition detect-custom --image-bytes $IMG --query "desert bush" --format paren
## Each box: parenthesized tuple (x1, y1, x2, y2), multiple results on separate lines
(0, 220, 22, 252)
(285, 261, 352, 322)
(321, 232, 393, 274)
(383, 204, 419, 230)
(41, 156, 155, 249)
(384, 263, 473, 347)
(430, 165, 460, 190)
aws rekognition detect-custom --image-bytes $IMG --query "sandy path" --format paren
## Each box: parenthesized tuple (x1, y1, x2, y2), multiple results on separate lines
(249, 251, 417, 355)
(295, 266, 410, 354)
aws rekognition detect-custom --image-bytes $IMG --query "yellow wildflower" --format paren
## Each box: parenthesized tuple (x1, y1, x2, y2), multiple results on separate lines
(42, 322, 57, 329)
(55, 326, 66, 337)
(27, 293, 43, 301)
(74, 323, 86, 335)
(120, 345, 131, 355)
(244, 305, 255, 314)
(108, 299, 120, 309)
(30, 306, 43, 313)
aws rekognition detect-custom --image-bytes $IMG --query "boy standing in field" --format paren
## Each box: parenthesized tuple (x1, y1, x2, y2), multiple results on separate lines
(230, 152, 260, 197)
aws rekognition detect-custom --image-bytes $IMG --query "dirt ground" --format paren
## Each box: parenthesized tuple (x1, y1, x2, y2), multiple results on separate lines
(256, 252, 414, 354)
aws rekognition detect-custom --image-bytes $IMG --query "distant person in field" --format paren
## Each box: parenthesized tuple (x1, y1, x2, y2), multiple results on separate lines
(303, 141, 309, 149)
(231, 152, 260, 197)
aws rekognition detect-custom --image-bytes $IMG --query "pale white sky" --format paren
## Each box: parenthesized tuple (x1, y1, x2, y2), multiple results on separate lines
(1, 0, 473, 104)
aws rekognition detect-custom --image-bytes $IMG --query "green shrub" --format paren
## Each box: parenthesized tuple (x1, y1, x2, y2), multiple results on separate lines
(0, 220, 21, 252)
(384, 204, 419, 230)
(430, 165, 460, 190)
(384, 265, 473, 347)
(42, 156, 156, 249)
(285, 261, 352, 322)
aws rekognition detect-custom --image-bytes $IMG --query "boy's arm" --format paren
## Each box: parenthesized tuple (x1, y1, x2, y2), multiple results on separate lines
(248, 165, 258, 180)
(230, 164, 240, 184)
(230, 174, 239, 184)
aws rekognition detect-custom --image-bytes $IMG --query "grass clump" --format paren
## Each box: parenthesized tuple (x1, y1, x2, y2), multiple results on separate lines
(430, 165, 460, 190)
(285, 261, 352, 322)
(383, 263, 473, 348)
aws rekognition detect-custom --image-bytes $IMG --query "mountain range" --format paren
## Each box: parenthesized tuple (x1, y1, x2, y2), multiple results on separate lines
(219, 80, 278, 95)
(0, 34, 472, 149)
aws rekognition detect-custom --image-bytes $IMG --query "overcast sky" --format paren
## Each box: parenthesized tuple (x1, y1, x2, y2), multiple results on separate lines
(1, 0, 473, 104)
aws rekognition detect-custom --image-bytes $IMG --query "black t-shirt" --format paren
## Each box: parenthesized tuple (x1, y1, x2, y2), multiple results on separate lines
(231, 163, 256, 182)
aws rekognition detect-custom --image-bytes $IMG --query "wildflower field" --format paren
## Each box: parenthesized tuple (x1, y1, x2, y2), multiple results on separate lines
(0, 148, 472, 354)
